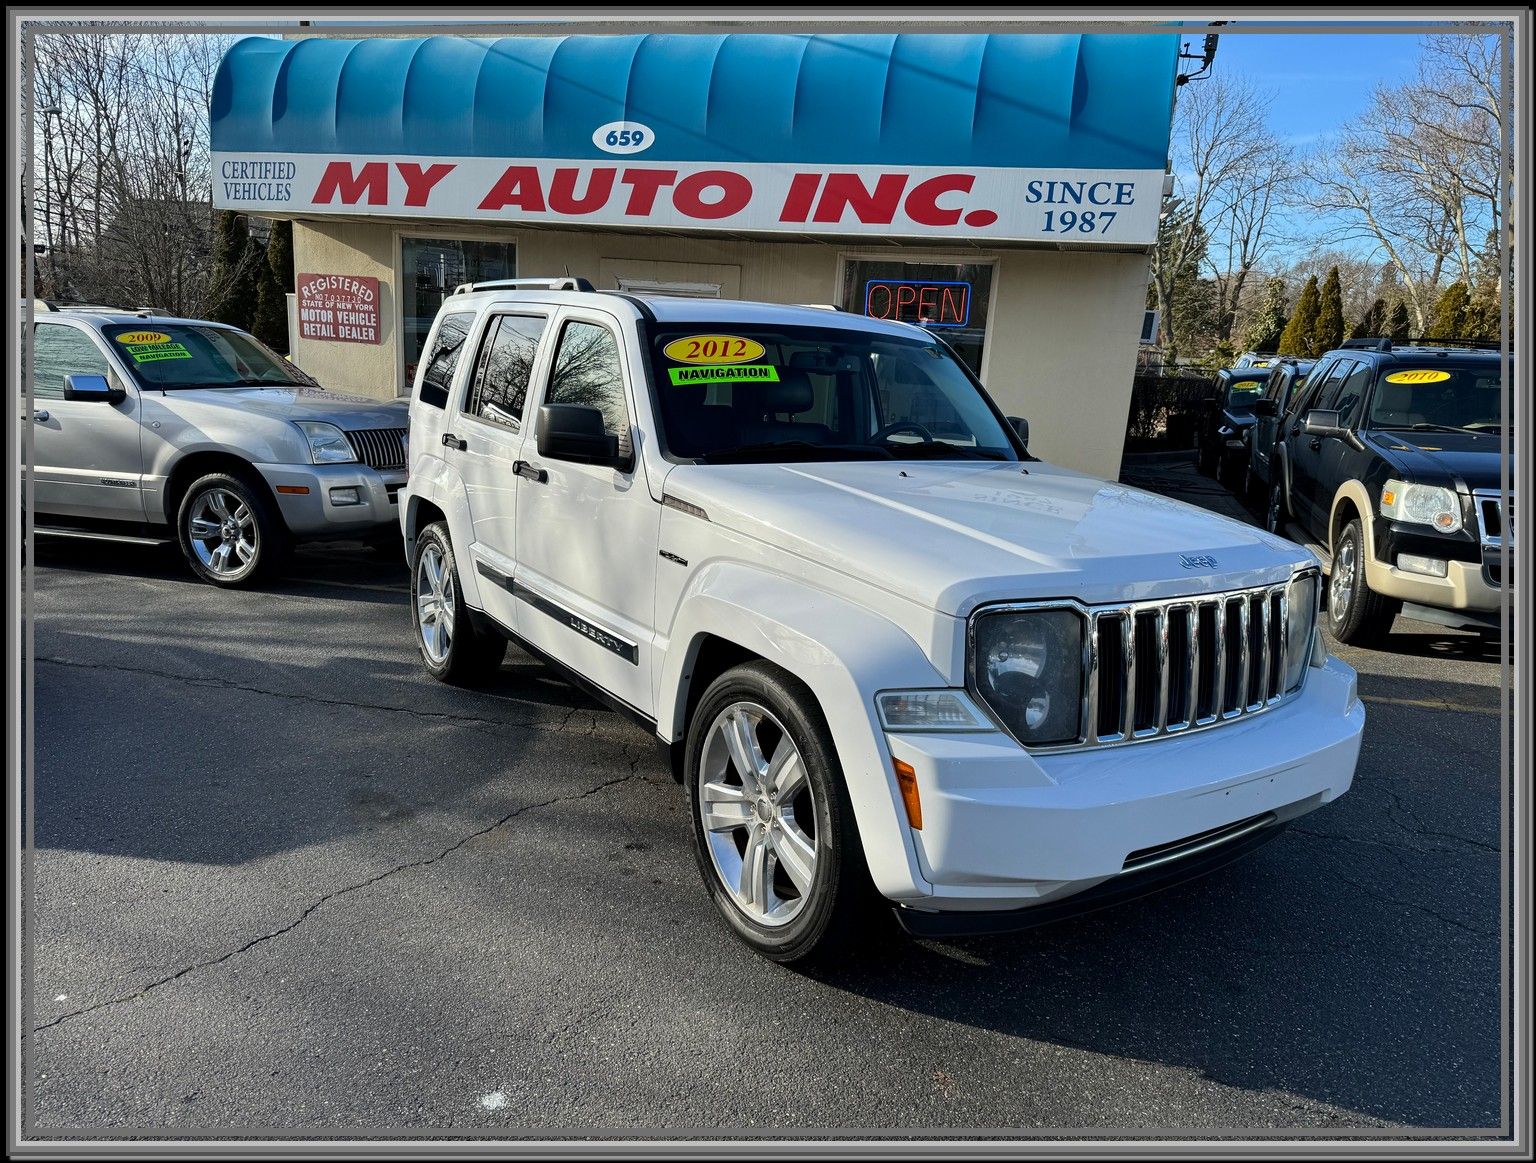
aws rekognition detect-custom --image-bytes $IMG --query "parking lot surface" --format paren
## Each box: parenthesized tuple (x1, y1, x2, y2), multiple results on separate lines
(25, 464, 1507, 1135)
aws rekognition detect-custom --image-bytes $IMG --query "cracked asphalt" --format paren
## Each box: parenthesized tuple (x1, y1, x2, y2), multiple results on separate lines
(24, 477, 1507, 1136)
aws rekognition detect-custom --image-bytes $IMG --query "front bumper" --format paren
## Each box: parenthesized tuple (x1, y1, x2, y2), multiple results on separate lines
(254, 462, 405, 537)
(1368, 521, 1502, 613)
(884, 655, 1363, 919)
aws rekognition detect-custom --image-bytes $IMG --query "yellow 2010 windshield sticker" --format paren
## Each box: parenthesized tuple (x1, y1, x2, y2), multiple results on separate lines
(115, 330, 170, 345)
(1385, 369, 1452, 384)
(663, 335, 765, 364)
(668, 364, 780, 386)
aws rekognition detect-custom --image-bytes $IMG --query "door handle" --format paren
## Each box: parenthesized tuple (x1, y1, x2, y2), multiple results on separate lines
(513, 460, 548, 484)
(29, 410, 50, 422)
(441, 432, 466, 451)
(1308, 438, 1322, 451)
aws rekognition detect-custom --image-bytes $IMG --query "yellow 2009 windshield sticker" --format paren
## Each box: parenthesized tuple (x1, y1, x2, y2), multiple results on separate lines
(1385, 369, 1452, 384)
(663, 335, 765, 364)
(115, 331, 170, 345)
(668, 364, 780, 386)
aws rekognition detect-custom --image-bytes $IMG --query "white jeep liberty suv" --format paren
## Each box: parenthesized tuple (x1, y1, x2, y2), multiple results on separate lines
(401, 277, 1364, 964)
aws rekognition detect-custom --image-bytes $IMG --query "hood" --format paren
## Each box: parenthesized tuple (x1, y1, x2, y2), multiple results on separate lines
(663, 460, 1312, 616)
(1363, 429, 1508, 492)
(160, 385, 409, 430)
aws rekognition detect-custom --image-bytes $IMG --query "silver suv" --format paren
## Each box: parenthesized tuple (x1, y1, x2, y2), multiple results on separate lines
(22, 304, 408, 586)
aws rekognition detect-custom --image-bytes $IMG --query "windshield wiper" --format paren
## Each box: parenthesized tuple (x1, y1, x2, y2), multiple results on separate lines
(884, 440, 1008, 461)
(699, 441, 894, 464)
(1407, 422, 1475, 433)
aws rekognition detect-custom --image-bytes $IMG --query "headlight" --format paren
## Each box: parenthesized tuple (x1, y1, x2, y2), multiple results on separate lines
(876, 690, 994, 733)
(1283, 571, 1319, 692)
(1381, 479, 1462, 533)
(970, 609, 1084, 746)
(294, 421, 356, 465)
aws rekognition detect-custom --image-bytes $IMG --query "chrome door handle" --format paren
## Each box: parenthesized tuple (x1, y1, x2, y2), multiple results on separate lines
(513, 460, 548, 483)
(30, 409, 50, 422)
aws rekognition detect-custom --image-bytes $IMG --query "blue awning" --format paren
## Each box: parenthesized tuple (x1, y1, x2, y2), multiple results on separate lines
(212, 33, 1178, 171)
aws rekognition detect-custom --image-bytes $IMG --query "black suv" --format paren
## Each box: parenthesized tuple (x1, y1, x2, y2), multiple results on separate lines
(1265, 338, 1509, 645)
(1244, 357, 1315, 502)
(1196, 367, 1271, 483)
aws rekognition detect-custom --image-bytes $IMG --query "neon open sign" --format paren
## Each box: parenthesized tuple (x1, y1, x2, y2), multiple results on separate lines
(862, 280, 971, 327)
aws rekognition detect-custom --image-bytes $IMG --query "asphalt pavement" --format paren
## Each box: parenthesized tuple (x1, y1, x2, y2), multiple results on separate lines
(24, 466, 1507, 1137)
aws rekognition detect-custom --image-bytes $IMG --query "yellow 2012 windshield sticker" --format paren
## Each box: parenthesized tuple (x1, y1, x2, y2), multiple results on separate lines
(1385, 369, 1452, 384)
(668, 364, 780, 386)
(1232, 380, 1262, 390)
(663, 335, 765, 364)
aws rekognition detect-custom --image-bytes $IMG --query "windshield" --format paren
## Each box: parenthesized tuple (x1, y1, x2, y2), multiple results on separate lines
(1223, 374, 1268, 407)
(1366, 364, 1507, 434)
(646, 324, 1019, 462)
(103, 323, 313, 390)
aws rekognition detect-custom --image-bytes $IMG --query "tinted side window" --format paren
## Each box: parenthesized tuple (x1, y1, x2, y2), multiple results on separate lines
(418, 311, 475, 410)
(465, 314, 545, 428)
(1332, 360, 1374, 425)
(1313, 359, 1359, 412)
(545, 320, 628, 437)
(32, 323, 111, 401)
(1287, 360, 1332, 417)
(1263, 368, 1288, 403)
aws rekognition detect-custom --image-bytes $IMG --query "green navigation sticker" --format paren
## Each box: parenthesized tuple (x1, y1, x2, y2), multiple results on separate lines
(124, 342, 192, 363)
(668, 364, 781, 386)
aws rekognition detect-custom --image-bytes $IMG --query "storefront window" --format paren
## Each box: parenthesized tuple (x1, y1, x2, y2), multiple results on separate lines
(401, 236, 516, 388)
(840, 259, 993, 378)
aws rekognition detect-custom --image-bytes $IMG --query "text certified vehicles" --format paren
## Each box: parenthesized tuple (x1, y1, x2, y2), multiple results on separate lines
(400, 279, 1363, 963)
(25, 307, 408, 586)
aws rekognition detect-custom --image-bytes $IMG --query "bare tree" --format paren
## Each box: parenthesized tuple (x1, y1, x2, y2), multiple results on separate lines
(30, 29, 235, 314)
(1301, 32, 1505, 332)
(1150, 74, 1282, 356)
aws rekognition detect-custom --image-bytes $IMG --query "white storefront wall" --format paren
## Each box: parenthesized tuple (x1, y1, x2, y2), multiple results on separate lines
(290, 217, 1149, 481)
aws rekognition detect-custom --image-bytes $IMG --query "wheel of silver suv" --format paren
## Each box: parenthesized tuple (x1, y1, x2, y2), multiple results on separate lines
(176, 471, 285, 588)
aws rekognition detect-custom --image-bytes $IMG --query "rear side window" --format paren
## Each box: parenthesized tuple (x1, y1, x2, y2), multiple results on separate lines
(31, 323, 112, 401)
(1313, 359, 1360, 413)
(1331, 361, 1374, 425)
(464, 314, 546, 428)
(545, 320, 629, 437)
(417, 310, 475, 410)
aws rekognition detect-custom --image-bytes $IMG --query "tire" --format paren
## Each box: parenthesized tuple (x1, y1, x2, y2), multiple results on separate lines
(686, 660, 880, 966)
(1326, 518, 1400, 646)
(1264, 478, 1287, 535)
(411, 521, 506, 684)
(1197, 441, 1217, 477)
(176, 472, 288, 588)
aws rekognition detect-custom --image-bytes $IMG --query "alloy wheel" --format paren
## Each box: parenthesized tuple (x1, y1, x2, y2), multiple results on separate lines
(416, 541, 455, 665)
(187, 488, 258, 579)
(697, 701, 819, 927)
(1330, 536, 1357, 626)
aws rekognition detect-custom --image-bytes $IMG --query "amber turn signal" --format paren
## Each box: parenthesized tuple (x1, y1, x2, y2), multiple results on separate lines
(893, 759, 922, 830)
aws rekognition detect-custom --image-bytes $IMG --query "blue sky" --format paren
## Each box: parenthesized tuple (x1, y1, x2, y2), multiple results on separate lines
(1210, 31, 1424, 151)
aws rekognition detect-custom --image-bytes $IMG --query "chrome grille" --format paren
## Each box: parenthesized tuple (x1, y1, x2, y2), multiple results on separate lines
(344, 427, 408, 471)
(975, 579, 1312, 754)
(1473, 489, 1509, 547)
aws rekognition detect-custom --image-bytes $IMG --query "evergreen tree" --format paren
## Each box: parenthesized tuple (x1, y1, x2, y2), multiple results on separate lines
(1277, 275, 1320, 356)
(1349, 298, 1387, 340)
(209, 210, 256, 330)
(1242, 277, 1288, 353)
(1387, 299, 1412, 342)
(1312, 266, 1345, 356)
(1426, 282, 1471, 339)
(267, 219, 295, 292)
(251, 235, 287, 353)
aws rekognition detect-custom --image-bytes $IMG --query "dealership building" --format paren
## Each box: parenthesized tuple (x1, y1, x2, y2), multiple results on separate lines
(211, 32, 1178, 478)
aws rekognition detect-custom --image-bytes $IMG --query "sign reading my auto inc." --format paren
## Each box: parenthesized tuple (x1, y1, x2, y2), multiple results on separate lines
(296, 273, 381, 344)
(214, 155, 1163, 246)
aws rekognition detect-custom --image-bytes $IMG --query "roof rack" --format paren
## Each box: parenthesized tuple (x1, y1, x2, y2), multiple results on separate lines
(452, 277, 595, 295)
(1341, 337, 1393, 351)
(1398, 337, 1499, 351)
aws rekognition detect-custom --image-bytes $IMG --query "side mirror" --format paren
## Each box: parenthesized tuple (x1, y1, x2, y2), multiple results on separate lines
(64, 373, 125, 405)
(536, 404, 631, 470)
(1303, 409, 1346, 438)
(1006, 415, 1029, 448)
(1251, 398, 1279, 417)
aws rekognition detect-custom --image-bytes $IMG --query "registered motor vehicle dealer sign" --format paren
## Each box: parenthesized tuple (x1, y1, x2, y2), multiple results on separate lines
(296, 273, 382, 345)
